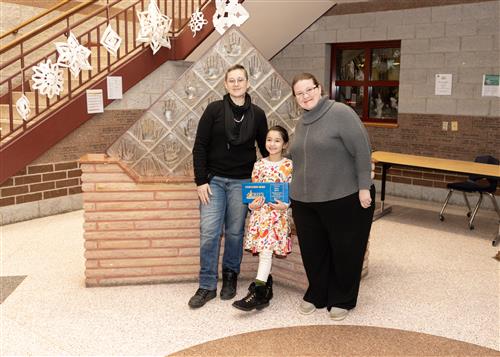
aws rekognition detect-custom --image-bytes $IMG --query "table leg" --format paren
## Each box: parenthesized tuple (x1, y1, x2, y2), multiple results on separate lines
(373, 163, 392, 221)
(490, 194, 500, 246)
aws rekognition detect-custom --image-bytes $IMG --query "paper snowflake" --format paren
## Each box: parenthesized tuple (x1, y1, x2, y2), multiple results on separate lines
(213, 0, 249, 35)
(55, 32, 92, 77)
(189, 8, 208, 37)
(100, 24, 122, 57)
(31, 59, 64, 99)
(15, 94, 31, 121)
(137, 0, 172, 54)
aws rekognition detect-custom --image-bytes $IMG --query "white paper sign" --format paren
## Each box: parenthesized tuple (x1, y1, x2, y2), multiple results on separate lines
(481, 74, 500, 97)
(435, 74, 452, 95)
(107, 76, 123, 100)
(86, 89, 104, 114)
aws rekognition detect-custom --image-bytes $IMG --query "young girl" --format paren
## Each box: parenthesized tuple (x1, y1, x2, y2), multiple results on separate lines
(232, 125, 293, 311)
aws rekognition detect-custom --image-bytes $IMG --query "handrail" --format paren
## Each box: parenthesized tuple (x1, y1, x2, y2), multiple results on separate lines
(0, 0, 99, 53)
(0, 0, 72, 40)
(0, 0, 211, 146)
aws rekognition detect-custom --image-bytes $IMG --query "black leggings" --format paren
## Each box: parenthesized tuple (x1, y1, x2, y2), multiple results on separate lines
(291, 185, 375, 310)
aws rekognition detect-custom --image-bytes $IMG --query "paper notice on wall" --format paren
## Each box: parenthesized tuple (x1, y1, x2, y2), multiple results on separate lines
(435, 74, 452, 95)
(86, 89, 104, 114)
(481, 74, 500, 97)
(107, 76, 123, 99)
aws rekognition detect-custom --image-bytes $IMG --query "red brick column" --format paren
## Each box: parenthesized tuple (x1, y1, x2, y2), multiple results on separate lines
(80, 154, 261, 287)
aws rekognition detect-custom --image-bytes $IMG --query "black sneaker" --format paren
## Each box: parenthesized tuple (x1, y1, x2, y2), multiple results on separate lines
(188, 288, 216, 308)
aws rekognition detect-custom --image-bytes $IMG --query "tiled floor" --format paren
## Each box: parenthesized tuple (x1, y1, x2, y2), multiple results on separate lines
(1, 195, 499, 356)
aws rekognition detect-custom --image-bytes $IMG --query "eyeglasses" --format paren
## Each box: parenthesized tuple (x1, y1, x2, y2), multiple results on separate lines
(226, 78, 247, 85)
(295, 85, 318, 98)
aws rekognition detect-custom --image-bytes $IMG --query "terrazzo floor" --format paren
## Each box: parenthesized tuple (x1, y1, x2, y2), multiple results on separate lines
(1, 195, 499, 356)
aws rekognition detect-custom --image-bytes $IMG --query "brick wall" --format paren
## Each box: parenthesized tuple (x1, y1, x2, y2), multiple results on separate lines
(0, 161, 82, 207)
(80, 154, 313, 288)
(81, 155, 200, 286)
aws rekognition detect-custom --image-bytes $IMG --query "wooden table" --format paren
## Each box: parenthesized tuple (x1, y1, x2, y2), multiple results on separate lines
(371, 151, 500, 246)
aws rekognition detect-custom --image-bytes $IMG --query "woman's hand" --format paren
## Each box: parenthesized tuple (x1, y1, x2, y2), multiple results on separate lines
(197, 183, 212, 205)
(269, 199, 289, 211)
(359, 189, 372, 208)
(249, 196, 265, 210)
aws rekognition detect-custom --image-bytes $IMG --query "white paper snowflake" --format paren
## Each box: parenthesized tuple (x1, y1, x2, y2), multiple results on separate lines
(213, 0, 249, 35)
(31, 59, 64, 99)
(100, 24, 122, 57)
(189, 8, 208, 37)
(15, 94, 31, 121)
(137, 0, 172, 54)
(55, 32, 92, 77)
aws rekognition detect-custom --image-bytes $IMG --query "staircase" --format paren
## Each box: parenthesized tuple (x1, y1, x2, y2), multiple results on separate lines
(0, 0, 337, 185)
(0, 0, 215, 184)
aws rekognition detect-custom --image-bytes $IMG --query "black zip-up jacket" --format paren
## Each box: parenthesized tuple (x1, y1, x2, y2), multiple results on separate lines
(193, 100, 268, 186)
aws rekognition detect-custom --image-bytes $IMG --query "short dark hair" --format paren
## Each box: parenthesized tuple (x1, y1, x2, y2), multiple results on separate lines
(291, 73, 321, 96)
(268, 125, 289, 144)
(225, 64, 248, 81)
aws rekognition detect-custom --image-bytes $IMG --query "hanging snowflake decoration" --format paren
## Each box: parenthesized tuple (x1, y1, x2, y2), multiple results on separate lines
(213, 0, 249, 35)
(136, 0, 172, 54)
(55, 31, 92, 78)
(15, 94, 31, 121)
(100, 24, 122, 57)
(189, 8, 208, 37)
(31, 59, 64, 99)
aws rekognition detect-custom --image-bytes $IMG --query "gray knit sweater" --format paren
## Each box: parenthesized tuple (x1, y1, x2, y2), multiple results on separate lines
(289, 97, 372, 203)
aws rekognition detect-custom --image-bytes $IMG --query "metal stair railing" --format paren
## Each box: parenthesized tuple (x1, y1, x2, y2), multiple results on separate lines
(0, 0, 209, 145)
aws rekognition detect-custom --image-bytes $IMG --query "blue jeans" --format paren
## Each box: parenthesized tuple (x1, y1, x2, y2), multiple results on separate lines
(199, 176, 250, 290)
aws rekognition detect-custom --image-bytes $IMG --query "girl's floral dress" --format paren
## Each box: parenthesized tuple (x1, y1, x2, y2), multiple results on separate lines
(244, 157, 293, 256)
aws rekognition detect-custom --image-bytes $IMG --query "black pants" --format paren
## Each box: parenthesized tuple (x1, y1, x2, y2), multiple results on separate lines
(291, 186, 375, 310)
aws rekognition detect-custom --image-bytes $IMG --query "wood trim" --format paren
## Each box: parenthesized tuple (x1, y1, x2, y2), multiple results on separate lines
(0, 0, 99, 53)
(0, 0, 71, 40)
(372, 151, 500, 177)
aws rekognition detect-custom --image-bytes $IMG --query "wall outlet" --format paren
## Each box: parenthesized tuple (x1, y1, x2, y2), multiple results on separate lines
(451, 121, 458, 131)
(442, 121, 448, 131)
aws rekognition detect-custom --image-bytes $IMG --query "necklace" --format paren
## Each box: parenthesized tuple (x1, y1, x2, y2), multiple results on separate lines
(233, 114, 244, 123)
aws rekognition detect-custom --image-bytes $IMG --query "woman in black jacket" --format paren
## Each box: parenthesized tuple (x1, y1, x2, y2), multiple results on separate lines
(188, 64, 269, 309)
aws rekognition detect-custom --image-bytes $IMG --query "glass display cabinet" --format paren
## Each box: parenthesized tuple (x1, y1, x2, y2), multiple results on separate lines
(331, 41, 401, 124)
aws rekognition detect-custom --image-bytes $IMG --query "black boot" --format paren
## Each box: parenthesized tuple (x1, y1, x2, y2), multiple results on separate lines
(232, 282, 271, 311)
(220, 269, 238, 300)
(266, 274, 273, 301)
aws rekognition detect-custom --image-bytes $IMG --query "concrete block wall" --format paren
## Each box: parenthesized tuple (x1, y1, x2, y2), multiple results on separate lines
(271, 1, 499, 117)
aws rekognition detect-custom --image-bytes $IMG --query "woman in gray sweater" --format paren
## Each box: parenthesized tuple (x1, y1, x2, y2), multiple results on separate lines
(289, 73, 375, 321)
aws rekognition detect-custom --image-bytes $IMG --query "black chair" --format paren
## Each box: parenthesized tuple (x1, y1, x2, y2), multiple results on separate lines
(439, 155, 499, 232)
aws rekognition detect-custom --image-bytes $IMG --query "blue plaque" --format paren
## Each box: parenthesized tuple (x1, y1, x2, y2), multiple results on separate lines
(242, 182, 289, 204)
